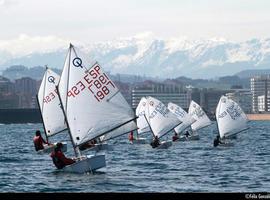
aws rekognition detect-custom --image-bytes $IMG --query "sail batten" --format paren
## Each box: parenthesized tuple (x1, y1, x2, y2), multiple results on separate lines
(57, 44, 137, 147)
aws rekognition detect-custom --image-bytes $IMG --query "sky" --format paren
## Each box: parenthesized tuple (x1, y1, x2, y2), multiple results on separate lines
(0, 0, 270, 55)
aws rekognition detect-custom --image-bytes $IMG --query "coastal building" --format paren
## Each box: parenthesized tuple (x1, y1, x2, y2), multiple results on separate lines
(250, 75, 270, 113)
(257, 93, 270, 112)
(226, 89, 252, 114)
(131, 82, 191, 109)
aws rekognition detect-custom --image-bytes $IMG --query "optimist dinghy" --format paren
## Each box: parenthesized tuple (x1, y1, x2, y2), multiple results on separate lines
(56, 44, 137, 173)
(215, 96, 249, 147)
(36, 67, 68, 154)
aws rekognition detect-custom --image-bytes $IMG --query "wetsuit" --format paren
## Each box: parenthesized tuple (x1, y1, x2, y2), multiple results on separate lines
(150, 139, 160, 148)
(50, 150, 75, 169)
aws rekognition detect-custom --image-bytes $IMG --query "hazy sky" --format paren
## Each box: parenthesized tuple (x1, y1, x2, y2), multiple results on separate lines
(0, 0, 270, 54)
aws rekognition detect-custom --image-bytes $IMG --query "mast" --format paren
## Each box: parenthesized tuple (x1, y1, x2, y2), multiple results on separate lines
(56, 45, 79, 157)
(36, 94, 48, 143)
(37, 66, 49, 142)
(143, 114, 155, 138)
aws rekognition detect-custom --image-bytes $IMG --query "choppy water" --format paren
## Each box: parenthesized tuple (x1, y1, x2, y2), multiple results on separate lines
(0, 121, 269, 192)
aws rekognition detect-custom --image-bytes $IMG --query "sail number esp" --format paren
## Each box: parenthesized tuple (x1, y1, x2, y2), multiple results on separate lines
(67, 64, 116, 102)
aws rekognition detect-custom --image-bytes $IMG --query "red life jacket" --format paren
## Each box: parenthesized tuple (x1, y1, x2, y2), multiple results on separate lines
(128, 133, 134, 141)
(33, 136, 44, 151)
(50, 150, 75, 169)
(172, 135, 179, 142)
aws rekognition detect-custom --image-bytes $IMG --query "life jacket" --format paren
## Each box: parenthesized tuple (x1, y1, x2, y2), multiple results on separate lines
(128, 133, 134, 141)
(172, 135, 179, 142)
(50, 150, 65, 169)
(33, 136, 44, 151)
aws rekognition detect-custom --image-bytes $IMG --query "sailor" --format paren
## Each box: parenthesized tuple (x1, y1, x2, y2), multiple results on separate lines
(128, 131, 134, 142)
(79, 139, 97, 151)
(50, 142, 76, 169)
(213, 135, 224, 147)
(172, 131, 179, 142)
(33, 130, 50, 151)
(184, 130, 191, 138)
(150, 136, 160, 148)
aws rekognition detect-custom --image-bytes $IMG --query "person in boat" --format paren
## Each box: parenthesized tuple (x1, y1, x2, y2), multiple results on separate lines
(128, 131, 134, 142)
(213, 135, 224, 147)
(50, 142, 76, 169)
(172, 131, 179, 142)
(79, 139, 97, 151)
(150, 136, 160, 148)
(184, 130, 191, 138)
(33, 130, 51, 151)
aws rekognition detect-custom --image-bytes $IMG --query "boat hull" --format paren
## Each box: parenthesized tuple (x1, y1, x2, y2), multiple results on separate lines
(62, 154, 106, 173)
(156, 141, 172, 149)
(86, 143, 112, 151)
(131, 138, 150, 144)
(174, 135, 200, 142)
(37, 142, 67, 155)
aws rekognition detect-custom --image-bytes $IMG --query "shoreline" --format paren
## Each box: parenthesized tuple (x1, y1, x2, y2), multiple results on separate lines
(246, 114, 270, 121)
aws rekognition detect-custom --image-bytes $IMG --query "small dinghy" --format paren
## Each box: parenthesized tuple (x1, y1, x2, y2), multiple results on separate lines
(214, 96, 249, 147)
(143, 96, 181, 149)
(56, 44, 137, 173)
(36, 67, 68, 154)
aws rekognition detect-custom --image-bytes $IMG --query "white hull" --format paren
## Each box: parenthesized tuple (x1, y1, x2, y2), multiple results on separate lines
(174, 134, 200, 142)
(37, 142, 67, 155)
(130, 137, 150, 144)
(62, 154, 106, 173)
(156, 141, 172, 149)
(218, 141, 234, 147)
(86, 143, 112, 152)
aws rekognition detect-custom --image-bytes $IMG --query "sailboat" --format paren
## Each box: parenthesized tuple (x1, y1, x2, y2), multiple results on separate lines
(36, 67, 68, 154)
(188, 100, 212, 139)
(144, 96, 181, 149)
(56, 43, 137, 173)
(131, 97, 152, 144)
(215, 95, 249, 145)
(168, 102, 196, 141)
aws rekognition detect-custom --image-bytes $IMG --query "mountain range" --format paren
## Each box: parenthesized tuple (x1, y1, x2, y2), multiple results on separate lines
(1, 33, 270, 79)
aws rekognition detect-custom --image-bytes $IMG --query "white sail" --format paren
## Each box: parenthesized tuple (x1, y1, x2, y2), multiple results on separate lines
(168, 102, 196, 134)
(216, 96, 248, 139)
(57, 44, 137, 147)
(37, 68, 67, 137)
(136, 97, 151, 134)
(188, 100, 212, 131)
(145, 96, 181, 139)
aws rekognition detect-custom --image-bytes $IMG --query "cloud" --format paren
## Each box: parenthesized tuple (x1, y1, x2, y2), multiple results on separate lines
(0, 34, 73, 56)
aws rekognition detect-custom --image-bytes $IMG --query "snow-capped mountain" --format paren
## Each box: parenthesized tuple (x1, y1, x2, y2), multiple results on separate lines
(1, 33, 270, 79)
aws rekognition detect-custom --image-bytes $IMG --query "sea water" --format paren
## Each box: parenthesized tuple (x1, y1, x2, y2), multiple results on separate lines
(0, 121, 269, 192)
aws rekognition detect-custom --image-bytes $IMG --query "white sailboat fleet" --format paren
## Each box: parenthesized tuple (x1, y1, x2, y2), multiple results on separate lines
(54, 43, 137, 173)
(34, 42, 252, 173)
(215, 95, 249, 146)
(168, 102, 196, 141)
(36, 67, 68, 154)
(143, 96, 181, 149)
